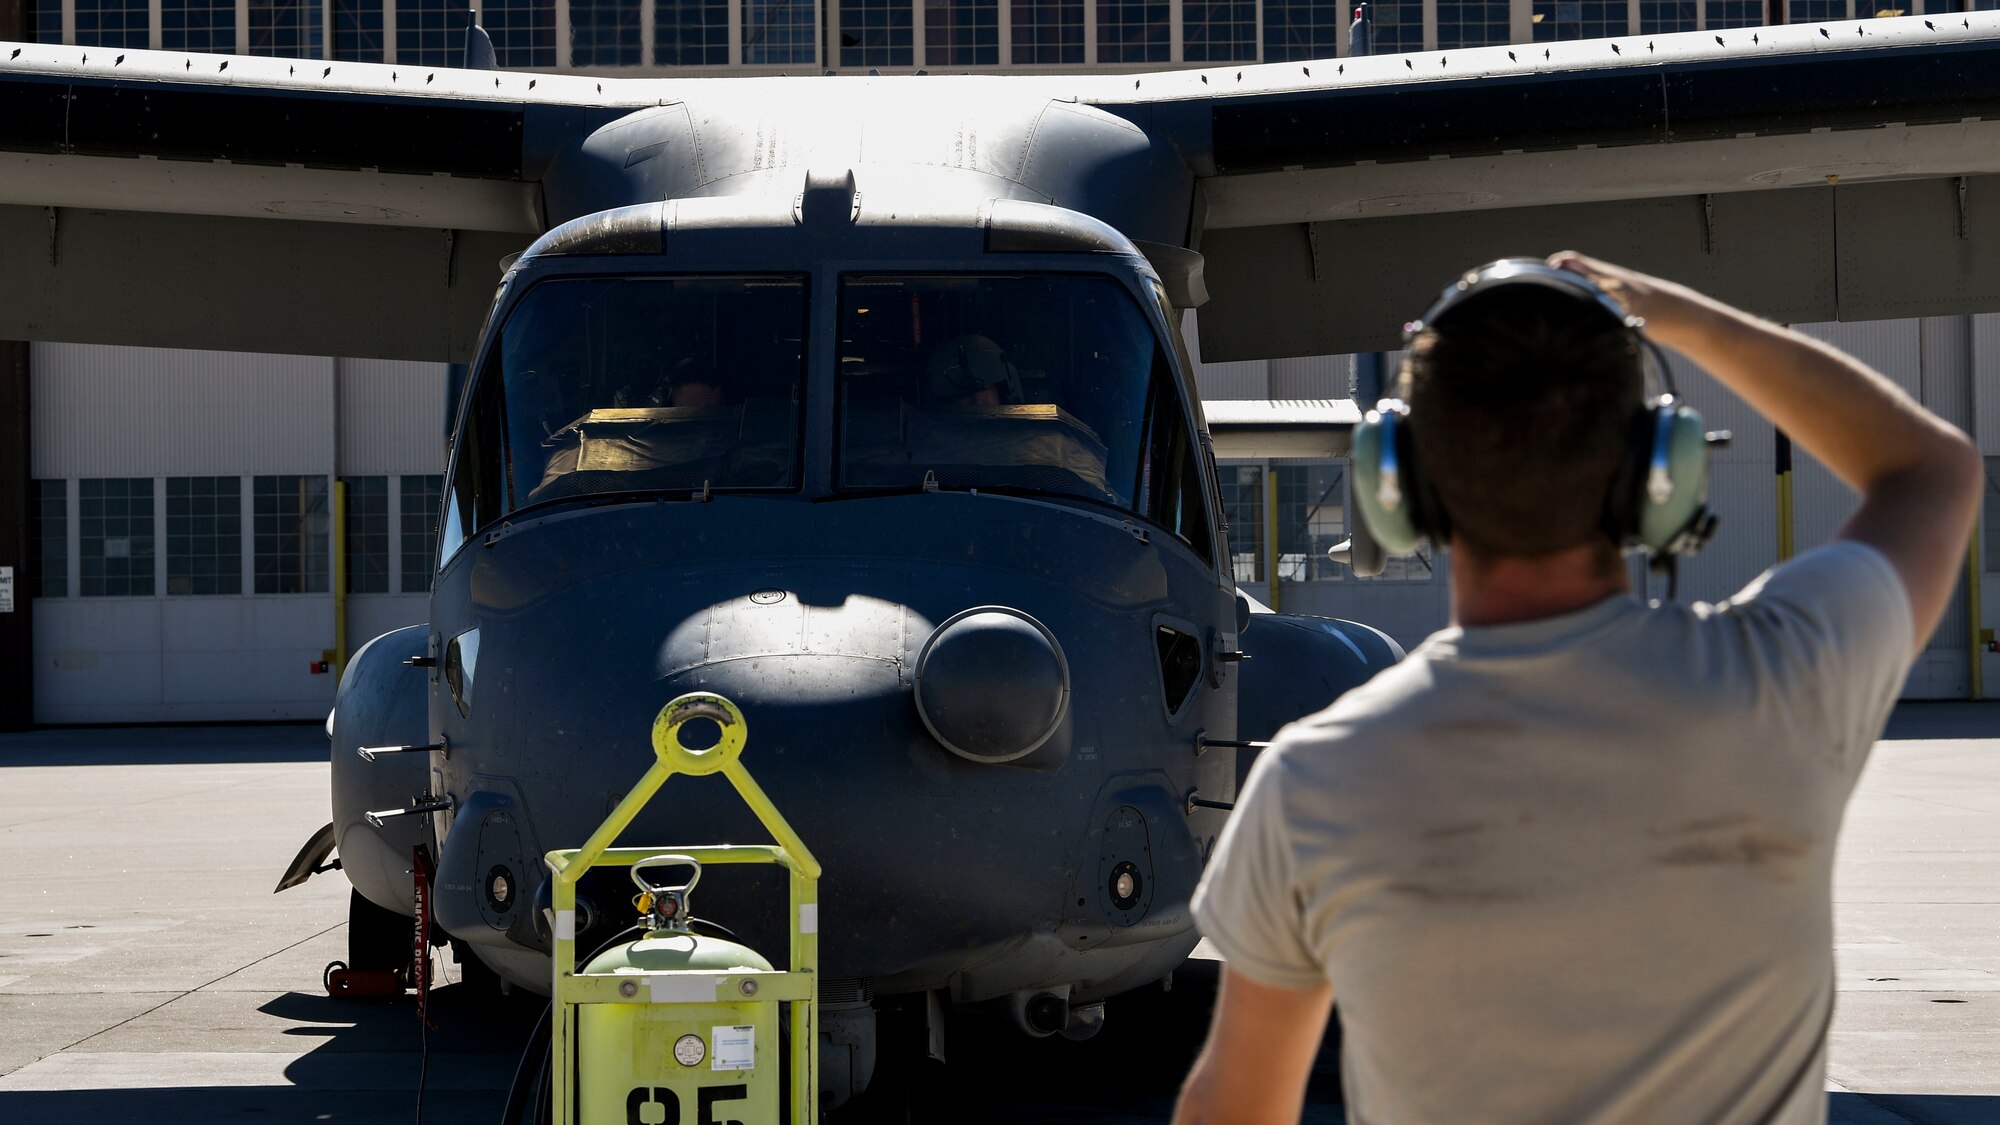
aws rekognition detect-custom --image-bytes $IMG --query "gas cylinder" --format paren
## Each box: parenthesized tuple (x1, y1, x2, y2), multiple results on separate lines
(576, 855, 781, 1125)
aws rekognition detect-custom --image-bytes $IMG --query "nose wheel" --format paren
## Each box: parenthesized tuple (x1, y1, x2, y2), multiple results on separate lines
(345, 888, 415, 987)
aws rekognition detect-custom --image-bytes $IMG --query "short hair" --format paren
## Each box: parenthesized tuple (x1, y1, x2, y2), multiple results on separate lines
(1399, 285, 1643, 558)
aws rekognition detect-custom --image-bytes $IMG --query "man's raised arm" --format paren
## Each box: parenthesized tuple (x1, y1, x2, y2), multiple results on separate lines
(1552, 252, 1983, 653)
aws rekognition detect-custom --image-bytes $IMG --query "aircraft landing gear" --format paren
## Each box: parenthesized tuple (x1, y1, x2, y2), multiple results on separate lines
(346, 888, 414, 987)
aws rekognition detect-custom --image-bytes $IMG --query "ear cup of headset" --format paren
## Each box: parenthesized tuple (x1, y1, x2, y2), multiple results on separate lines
(1640, 404, 1712, 553)
(1351, 404, 1430, 556)
(1605, 402, 1711, 553)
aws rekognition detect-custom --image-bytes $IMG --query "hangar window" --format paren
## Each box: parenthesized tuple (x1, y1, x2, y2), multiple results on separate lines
(163, 0, 238, 52)
(1365, 0, 1423, 54)
(658, 0, 729, 64)
(1261, 0, 1339, 61)
(1702, 0, 1761, 28)
(1637, 0, 1695, 34)
(839, 0, 914, 66)
(1217, 465, 1264, 585)
(1437, 0, 1511, 48)
(35, 480, 67, 599)
(742, 0, 817, 64)
(401, 475, 445, 591)
(79, 478, 155, 598)
(571, 0, 640, 65)
(342, 477, 390, 595)
(72, 0, 149, 47)
(1011, 0, 1082, 63)
(254, 476, 331, 595)
(1531, 0, 1626, 41)
(488, 0, 559, 66)
(926, 0, 999, 66)
(1184, 0, 1256, 62)
(167, 477, 243, 596)
(247, 0, 323, 58)
(1096, 0, 1168, 62)
(396, 0, 473, 65)
(333, 0, 384, 60)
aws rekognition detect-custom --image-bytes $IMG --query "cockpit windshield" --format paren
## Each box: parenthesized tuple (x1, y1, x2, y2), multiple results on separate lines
(836, 274, 1161, 509)
(492, 276, 807, 508)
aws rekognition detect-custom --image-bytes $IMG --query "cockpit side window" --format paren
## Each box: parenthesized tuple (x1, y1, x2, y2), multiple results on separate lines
(442, 363, 509, 562)
(835, 273, 1160, 510)
(1139, 366, 1215, 563)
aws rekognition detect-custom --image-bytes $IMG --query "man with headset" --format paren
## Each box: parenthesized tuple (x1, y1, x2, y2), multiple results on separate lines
(1174, 253, 1982, 1124)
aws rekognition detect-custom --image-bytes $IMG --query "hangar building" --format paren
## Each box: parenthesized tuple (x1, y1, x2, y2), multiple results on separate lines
(4, 0, 1999, 725)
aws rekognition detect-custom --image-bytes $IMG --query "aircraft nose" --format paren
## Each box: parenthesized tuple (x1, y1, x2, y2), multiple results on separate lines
(914, 607, 1069, 763)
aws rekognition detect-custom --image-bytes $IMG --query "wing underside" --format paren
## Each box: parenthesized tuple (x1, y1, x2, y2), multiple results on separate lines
(2, 16, 1998, 364)
(1088, 15, 2000, 360)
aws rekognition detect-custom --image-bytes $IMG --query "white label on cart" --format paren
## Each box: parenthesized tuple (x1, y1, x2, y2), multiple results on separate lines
(712, 1025, 756, 1071)
(554, 910, 575, 940)
(798, 904, 818, 934)
(648, 975, 719, 1004)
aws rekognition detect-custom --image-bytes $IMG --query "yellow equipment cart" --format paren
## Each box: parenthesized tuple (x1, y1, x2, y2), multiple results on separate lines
(543, 692, 821, 1125)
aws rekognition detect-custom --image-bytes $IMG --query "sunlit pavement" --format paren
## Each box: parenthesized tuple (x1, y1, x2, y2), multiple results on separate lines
(0, 707, 1995, 1123)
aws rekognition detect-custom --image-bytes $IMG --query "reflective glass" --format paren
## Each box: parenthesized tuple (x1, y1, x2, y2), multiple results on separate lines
(1704, 0, 1762, 26)
(489, 0, 558, 66)
(835, 274, 1163, 510)
(342, 476, 389, 594)
(254, 475, 330, 594)
(1438, 0, 1512, 47)
(167, 476, 243, 595)
(1263, 0, 1344, 62)
(1096, 0, 1169, 62)
(571, 0, 640, 65)
(1367, 0, 1424, 54)
(1010, 0, 1082, 63)
(36, 480, 67, 598)
(743, 0, 817, 63)
(80, 478, 155, 597)
(400, 475, 444, 591)
(1532, 0, 1627, 40)
(840, 0, 913, 67)
(163, 0, 239, 52)
(335, 0, 386, 60)
(248, 0, 324, 58)
(396, 0, 473, 66)
(484, 276, 809, 514)
(1638, 0, 1696, 32)
(1185, 0, 1257, 61)
(73, 0, 149, 47)
(925, 0, 998, 66)
(658, 0, 730, 64)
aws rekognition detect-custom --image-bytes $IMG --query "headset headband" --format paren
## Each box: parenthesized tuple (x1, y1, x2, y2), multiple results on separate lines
(1403, 258, 1680, 400)
(1406, 258, 1639, 338)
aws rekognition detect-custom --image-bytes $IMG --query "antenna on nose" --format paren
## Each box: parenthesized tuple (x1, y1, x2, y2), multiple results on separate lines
(797, 170, 860, 227)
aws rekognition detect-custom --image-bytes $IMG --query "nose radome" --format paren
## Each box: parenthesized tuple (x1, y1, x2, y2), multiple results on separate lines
(914, 607, 1069, 764)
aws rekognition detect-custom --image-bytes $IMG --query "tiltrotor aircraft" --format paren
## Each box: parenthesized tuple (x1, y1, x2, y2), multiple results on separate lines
(4, 11, 2000, 1105)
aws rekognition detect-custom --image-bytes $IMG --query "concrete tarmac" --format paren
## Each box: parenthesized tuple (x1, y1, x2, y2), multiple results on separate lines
(0, 708, 1995, 1123)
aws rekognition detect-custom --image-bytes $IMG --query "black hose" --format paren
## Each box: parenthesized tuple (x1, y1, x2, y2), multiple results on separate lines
(498, 925, 648, 1125)
(498, 1003, 551, 1125)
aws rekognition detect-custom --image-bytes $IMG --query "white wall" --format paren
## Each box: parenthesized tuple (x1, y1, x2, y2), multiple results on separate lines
(30, 344, 446, 723)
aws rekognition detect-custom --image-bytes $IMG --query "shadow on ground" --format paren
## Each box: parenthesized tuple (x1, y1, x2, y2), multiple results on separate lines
(0, 723, 329, 766)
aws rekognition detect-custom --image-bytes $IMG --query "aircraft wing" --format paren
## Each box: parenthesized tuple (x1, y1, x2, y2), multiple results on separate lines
(0, 47, 648, 360)
(1086, 13, 2000, 360)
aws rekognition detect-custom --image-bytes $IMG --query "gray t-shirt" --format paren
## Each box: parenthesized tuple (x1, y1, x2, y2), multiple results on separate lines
(1192, 542, 1913, 1125)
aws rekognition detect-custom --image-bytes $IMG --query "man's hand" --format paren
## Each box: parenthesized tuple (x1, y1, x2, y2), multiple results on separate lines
(1173, 968, 1335, 1125)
